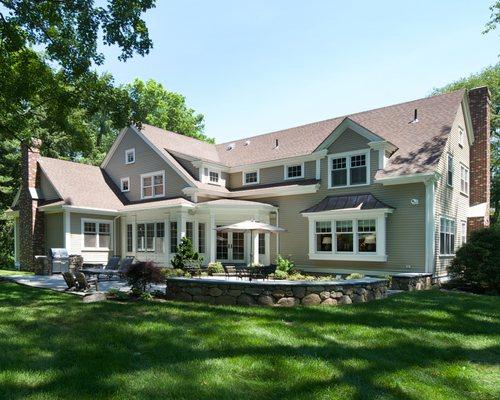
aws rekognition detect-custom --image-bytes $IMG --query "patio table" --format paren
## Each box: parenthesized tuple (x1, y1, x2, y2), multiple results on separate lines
(80, 268, 121, 280)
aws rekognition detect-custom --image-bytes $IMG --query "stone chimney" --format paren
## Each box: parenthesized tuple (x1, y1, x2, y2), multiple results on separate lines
(19, 138, 45, 271)
(467, 87, 491, 232)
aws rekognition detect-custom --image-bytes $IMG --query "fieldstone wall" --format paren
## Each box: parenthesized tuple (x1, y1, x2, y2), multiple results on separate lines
(166, 277, 389, 307)
(391, 273, 432, 291)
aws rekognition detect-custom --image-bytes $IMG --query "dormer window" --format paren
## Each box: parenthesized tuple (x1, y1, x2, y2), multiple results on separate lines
(328, 150, 370, 189)
(285, 163, 304, 180)
(125, 148, 135, 164)
(209, 170, 219, 183)
(120, 177, 130, 192)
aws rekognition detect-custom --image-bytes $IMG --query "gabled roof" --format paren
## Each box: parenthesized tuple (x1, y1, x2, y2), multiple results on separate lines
(301, 193, 393, 214)
(139, 90, 466, 179)
(38, 157, 126, 210)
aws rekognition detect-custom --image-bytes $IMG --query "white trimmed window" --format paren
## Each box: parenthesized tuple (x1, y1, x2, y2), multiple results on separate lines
(82, 220, 112, 250)
(207, 168, 220, 184)
(125, 148, 135, 164)
(244, 170, 259, 185)
(439, 217, 456, 255)
(458, 127, 464, 147)
(460, 165, 469, 195)
(284, 163, 304, 180)
(447, 154, 453, 187)
(304, 210, 389, 262)
(126, 224, 133, 252)
(137, 222, 164, 252)
(198, 223, 206, 253)
(120, 177, 130, 192)
(461, 221, 467, 246)
(141, 171, 165, 199)
(328, 151, 370, 188)
(170, 221, 178, 253)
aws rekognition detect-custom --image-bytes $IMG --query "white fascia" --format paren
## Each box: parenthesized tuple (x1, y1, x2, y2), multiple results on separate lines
(375, 171, 440, 186)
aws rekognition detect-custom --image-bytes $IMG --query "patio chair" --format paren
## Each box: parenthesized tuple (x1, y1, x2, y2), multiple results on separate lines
(62, 271, 77, 291)
(103, 256, 121, 270)
(223, 265, 237, 278)
(74, 271, 99, 292)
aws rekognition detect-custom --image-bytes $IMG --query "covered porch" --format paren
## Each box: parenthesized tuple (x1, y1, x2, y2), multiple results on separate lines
(120, 199, 278, 267)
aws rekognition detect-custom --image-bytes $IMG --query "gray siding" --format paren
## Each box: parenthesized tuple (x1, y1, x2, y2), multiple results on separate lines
(44, 212, 64, 253)
(176, 156, 199, 180)
(40, 170, 59, 200)
(105, 128, 190, 202)
(258, 129, 426, 274)
(433, 105, 470, 276)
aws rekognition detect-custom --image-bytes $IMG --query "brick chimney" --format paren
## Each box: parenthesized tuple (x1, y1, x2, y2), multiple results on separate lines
(19, 138, 45, 271)
(467, 87, 491, 232)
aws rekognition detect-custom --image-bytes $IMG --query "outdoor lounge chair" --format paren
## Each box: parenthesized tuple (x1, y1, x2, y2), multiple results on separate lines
(62, 271, 77, 291)
(74, 271, 99, 292)
(223, 265, 237, 278)
(102, 256, 121, 270)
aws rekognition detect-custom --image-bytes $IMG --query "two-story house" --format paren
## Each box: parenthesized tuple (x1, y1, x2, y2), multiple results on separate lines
(8, 87, 491, 278)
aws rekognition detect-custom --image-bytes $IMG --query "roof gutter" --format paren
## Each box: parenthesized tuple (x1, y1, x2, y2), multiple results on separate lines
(374, 171, 440, 186)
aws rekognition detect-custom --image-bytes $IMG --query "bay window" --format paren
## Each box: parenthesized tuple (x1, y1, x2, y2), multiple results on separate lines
(358, 219, 376, 252)
(82, 220, 112, 249)
(141, 171, 165, 199)
(315, 221, 332, 252)
(329, 151, 369, 188)
(336, 220, 353, 252)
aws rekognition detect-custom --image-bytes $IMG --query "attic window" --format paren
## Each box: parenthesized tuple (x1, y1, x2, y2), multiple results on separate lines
(125, 148, 135, 164)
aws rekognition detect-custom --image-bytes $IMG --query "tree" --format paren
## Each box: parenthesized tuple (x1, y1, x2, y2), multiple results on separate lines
(431, 63, 500, 222)
(484, 1, 500, 34)
(126, 79, 212, 143)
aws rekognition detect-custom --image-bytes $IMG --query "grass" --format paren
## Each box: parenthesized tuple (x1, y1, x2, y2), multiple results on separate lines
(0, 268, 33, 277)
(0, 282, 498, 400)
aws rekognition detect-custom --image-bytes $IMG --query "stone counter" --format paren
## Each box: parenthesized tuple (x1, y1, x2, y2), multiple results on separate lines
(166, 277, 389, 307)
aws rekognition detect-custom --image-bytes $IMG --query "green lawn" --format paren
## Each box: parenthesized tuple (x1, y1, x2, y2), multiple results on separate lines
(0, 281, 498, 400)
(0, 268, 33, 277)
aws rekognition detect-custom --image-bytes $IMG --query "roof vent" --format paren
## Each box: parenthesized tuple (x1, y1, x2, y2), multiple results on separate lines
(244, 140, 250, 146)
(226, 142, 236, 151)
(410, 109, 419, 124)
(274, 138, 279, 148)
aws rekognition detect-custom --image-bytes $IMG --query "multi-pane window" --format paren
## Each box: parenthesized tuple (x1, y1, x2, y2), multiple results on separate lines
(447, 154, 454, 187)
(336, 220, 354, 252)
(258, 233, 265, 255)
(145, 223, 154, 251)
(83, 221, 111, 249)
(315, 221, 332, 252)
(186, 221, 194, 244)
(170, 221, 178, 253)
(461, 221, 467, 246)
(125, 148, 135, 164)
(286, 164, 303, 179)
(358, 219, 376, 253)
(156, 223, 165, 253)
(458, 127, 464, 147)
(209, 170, 219, 183)
(440, 217, 456, 255)
(244, 171, 259, 184)
(137, 223, 145, 251)
(330, 152, 368, 187)
(460, 165, 469, 195)
(126, 224, 133, 252)
(198, 223, 206, 253)
(121, 177, 130, 192)
(141, 171, 164, 199)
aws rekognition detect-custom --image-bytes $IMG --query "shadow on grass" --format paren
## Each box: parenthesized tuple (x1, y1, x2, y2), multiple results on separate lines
(0, 282, 499, 400)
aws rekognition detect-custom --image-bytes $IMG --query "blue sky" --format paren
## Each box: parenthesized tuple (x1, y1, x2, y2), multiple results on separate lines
(98, 0, 498, 143)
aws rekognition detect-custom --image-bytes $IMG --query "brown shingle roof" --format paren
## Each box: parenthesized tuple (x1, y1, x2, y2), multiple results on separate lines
(301, 193, 393, 213)
(140, 89, 465, 179)
(38, 157, 126, 210)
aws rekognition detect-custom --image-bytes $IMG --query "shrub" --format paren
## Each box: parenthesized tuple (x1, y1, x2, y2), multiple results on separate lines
(449, 226, 500, 293)
(275, 254, 295, 274)
(273, 270, 288, 280)
(345, 273, 364, 280)
(124, 261, 164, 294)
(207, 262, 224, 275)
(107, 288, 130, 301)
(171, 237, 202, 270)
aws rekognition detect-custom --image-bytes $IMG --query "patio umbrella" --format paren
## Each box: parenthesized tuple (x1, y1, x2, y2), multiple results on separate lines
(215, 220, 285, 265)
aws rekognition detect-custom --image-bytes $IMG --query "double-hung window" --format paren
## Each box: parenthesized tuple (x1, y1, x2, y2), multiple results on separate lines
(461, 221, 467, 246)
(458, 127, 464, 147)
(285, 163, 304, 179)
(136, 222, 163, 252)
(244, 171, 259, 185)
(329, 151, 369, 188)
(141, 171, 165, 199)
(460, 165, 469, 195)
(120, 177, 130, 192)
(358, 219, 377, 253)
(126, 224, 133, 252)
(447, 154, 454, 187)
(440, 217, 456, 255)
(315, 221, 332, 252)
(83, 220, 112, 249)
(170, 221, 178, 253)
(336, 220, 354, 252)
(125, 148, 135, 164)
(186, 221, 194, 243)
(198, 223, 206, 253)
(156, 223, 165, 253)
(258, 233, 266, 255)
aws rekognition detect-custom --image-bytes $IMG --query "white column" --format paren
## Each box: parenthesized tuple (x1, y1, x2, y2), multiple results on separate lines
(164, 214, 170, 266)
(252, 231, 259, 265)
(308, 218, 315, 258)
(209, 211, 216, 262)
(179, 211, 187, 240)
(63, 209, 71, 251)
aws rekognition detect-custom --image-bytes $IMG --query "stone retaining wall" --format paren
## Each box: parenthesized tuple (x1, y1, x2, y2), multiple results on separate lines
(391, 273, 433, 291)
(166, 277, 389, 307)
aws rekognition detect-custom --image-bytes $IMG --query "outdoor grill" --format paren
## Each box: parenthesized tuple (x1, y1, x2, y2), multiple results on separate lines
(49, 248, 69, 273)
